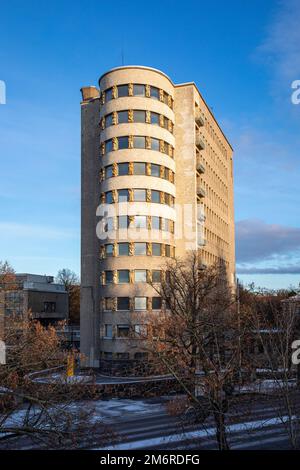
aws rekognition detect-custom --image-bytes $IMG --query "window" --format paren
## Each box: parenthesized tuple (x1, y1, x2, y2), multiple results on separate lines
(118, 243, 129, 256)
(118, 136, 129, 149)
(116, 352, 129, 359)
(118, 189, 129, 202)
(165, 245, 171, 257)
(151, 164, 160, 177)
(104, 352, 113, 360)
(117, 298, 130, 311)
(105, 191, 113, 204)
(152, 270, 161, 283)
(104, 217, 114, 232)
(118, 270, 130, 283)
(105, 271, 113, 284)
(163, 116, 169, 129)
(152, 243, 161, 256)
(151, 138, 160, 151)
(134, 270, 147, 282)
(151, 112, 159, 125)
(117, 84, 128, 97)
(134, 352, 148, 360)
(105, 88, 113, 101)
(105, 324, 113, 338)
(44, 302, 56, 313)
(134, 215, 147, 229)
(134, 243, 146, 255)
(152, 216, 160, 230)
(161, 219, 169, 232)
(105, 113, 113, 127)
(152, 297, 162, 310)
(150, 86, 159, 100)
(105, 244, 114, 257)
(151, 190, 160, 203)
(133, 136, 145, 148)
(118, 110, 128, 124)
(105, 165, 113, 179)
(134, 162, 146, 175)
(104, 298, 114, 311)
(134, 325, 147, 336)
(163, 92, 169, 105)
(118, 163, 129, 176)
(118, 216, 129, 229)
(105, 139, 113, 153)
(133, 84, 145, 96)
(117, 325, 130, 337)
(134, 110, 146, 123)
(134, 297, 147, 310)
(134, 189, 146, 202)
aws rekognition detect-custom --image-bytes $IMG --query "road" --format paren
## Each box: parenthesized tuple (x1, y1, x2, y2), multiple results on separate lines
(88, 395, 297, 450)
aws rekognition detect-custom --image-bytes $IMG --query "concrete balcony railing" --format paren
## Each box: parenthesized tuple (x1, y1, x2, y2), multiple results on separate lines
(196, 157, 205, 174)
(195, 133, 205, 150)
(197, 204, 205, 222)
(195, 108, 205, 127)
(197, 236, 207, 247)
(197, 182, 206, 198)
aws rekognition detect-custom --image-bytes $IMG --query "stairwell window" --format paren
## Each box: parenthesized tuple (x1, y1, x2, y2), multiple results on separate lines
(133, 136, 145, 149)
(105, 271, 113, 284)
(118, 270, 130, 284)
(134, 110, 146, 123)
(152, 243, 161, 256)
(118, 110, 128, 124)
(104, 324, 113, 338)
(150, 86, 159, 100)
(118, 243, 129, 256)
(105, 245, 114, 257)
(134, 297, 147, 310)
(134, 189, 146, 202)
(134, 243, 147, 255)
(134, 270, 147, 282)
(117, 84, 128, 97)
(118, 189, 129, 202)
(117, 298, 130, 311)
(133, 84, 145, 96)
(118, 163, 129, 176)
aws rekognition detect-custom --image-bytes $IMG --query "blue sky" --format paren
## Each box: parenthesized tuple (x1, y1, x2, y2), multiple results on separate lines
(0, 0, 299, 289)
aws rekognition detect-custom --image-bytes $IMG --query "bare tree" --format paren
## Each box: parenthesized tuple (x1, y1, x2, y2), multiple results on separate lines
(138, 252, 251, 450)
(56, 269, 80, 325)
(246, 293, 300, 449)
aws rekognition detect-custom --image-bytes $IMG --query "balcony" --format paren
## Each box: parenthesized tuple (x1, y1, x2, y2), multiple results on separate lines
(197, 204, 205, 222)
(197, 234, 206, 247)
(197, 182, 206, 198)
(196, 158, 205, 174)
(195, 108, 205, 127)
(196, 133, 205, 150)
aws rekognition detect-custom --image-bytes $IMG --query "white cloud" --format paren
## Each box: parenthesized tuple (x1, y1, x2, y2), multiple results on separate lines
(257, 0, 300, 80)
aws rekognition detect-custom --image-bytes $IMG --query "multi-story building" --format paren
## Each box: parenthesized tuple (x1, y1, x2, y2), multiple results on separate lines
(80, 66, 235, 370)
(0, 273, 69, 327)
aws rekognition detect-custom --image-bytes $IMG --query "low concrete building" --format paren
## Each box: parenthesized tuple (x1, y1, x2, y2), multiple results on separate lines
(0, 273, 69, 326)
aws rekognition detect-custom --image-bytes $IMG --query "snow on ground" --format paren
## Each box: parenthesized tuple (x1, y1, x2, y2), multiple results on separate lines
(98, 415, 297, 450)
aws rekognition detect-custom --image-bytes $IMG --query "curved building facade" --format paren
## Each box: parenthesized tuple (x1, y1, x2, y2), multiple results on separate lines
(80, 66, 235, 372)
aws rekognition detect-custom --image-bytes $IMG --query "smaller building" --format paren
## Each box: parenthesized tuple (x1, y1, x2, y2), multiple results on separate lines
(0, 273, 69, 326)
